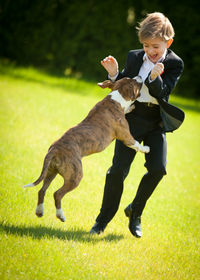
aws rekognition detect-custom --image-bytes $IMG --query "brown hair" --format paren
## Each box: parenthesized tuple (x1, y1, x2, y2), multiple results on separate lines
(137, 12, 175, 42)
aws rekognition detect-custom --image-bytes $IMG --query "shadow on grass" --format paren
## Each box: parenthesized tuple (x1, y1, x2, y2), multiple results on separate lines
(0, 222, 123, 243)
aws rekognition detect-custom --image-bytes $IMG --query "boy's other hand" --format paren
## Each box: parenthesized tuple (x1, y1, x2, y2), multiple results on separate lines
(150, 63, 164, 80)
(101, 55, 118, 77)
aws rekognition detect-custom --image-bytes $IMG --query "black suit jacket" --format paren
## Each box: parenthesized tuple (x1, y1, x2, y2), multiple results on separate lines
(116, 49, 185, 132)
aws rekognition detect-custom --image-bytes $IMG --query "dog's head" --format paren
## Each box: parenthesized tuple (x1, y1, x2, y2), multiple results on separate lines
(98, 76, 143, 101)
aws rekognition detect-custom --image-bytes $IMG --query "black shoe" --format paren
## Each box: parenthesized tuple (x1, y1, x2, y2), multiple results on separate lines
(89, 222, 106, 235)
(124, 204, 142, 238)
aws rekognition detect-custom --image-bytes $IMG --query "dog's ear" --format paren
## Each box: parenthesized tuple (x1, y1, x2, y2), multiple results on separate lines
(98, 80, 114, 89)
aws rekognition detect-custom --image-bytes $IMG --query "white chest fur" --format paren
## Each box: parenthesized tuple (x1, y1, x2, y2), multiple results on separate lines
(109, 90, 133, 114)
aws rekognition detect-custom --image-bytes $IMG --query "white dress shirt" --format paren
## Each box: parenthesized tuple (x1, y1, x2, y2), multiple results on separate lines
(109, 50, 167, 104)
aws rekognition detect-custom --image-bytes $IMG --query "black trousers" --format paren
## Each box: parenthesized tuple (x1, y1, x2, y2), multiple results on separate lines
(96, 101, 167, 225)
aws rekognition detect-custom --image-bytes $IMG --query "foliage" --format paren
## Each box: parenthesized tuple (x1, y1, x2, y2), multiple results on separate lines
(0, 0, 199, 96)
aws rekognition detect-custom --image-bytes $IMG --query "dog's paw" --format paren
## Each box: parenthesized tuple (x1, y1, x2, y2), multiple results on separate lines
(131, 141, 150, 153)
(35, 203, 44, 217)
(56, 208, 66, 222)
(142, 145, 150, 153)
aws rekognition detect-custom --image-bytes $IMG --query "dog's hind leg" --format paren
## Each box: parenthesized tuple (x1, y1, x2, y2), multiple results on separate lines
(54, 162, 83, 222)
(35, 171, 57, 218)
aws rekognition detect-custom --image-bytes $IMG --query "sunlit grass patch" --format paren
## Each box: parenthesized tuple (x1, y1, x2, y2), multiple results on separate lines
(0, 63, 199, 280)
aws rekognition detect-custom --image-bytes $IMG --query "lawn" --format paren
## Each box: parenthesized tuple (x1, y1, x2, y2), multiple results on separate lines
(0, 62, 199, 280)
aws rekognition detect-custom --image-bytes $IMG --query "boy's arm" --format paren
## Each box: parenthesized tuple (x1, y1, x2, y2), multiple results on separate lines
(145, 57, 184, 100)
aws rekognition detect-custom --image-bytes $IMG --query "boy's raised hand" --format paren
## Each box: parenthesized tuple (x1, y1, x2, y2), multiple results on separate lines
(150, 63, 164, 80)
(101, 55, 118, 77)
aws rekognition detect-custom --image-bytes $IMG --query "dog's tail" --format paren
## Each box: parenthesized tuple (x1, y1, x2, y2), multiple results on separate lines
(23, 151, 53, 188)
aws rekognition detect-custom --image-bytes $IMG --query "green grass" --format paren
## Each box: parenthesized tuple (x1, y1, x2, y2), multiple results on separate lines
(0, 62, 199, 280)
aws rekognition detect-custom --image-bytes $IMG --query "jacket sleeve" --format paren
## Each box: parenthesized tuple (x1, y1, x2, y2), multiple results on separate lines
(116, 51, 136, 80)
(145, 56, 184, 100)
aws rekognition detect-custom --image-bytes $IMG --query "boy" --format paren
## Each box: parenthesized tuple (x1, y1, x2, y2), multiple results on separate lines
(90, 12, 184, 238)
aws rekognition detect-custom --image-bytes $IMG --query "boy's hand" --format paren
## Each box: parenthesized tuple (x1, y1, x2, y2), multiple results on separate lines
(101, 55, 118, 77)
(150, 63, 164, 80)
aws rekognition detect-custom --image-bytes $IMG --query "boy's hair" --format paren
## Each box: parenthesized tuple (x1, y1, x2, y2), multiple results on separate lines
(137, 12, 175, 42)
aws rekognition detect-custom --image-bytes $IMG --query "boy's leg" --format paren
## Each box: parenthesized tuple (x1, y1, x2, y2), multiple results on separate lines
(90, 139, 137, 234)
(125, 129, 167, 236)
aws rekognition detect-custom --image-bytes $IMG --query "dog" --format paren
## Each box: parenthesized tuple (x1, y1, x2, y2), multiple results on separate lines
(23, 77, 150, 222)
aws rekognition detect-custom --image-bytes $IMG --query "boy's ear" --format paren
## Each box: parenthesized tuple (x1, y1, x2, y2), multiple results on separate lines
(167, 38, 173, 48)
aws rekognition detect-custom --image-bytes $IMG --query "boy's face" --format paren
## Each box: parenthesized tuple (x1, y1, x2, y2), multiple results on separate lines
(142, 37, 170, 64)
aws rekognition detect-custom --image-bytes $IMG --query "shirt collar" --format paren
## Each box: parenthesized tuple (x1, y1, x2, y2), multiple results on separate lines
(143, 49, 167, 64)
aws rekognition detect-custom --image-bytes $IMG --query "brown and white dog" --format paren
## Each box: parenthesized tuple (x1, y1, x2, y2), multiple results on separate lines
(23, 77, 150, 222)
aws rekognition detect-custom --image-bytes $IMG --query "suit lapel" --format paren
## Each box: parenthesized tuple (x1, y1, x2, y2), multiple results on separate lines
(134, 50, 145, 76)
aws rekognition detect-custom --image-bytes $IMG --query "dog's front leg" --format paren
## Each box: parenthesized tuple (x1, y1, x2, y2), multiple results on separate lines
(116, 119, 150, 153)
(119, 134, 150, 154)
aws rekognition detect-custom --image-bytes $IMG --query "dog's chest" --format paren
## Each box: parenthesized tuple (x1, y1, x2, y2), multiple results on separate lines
(109, 90, 133, 113)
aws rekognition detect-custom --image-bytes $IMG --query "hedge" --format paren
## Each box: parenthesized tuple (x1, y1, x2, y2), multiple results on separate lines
(0, 0, 199, 97)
